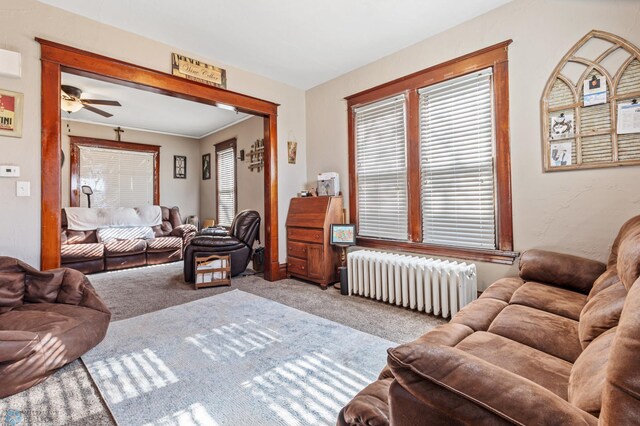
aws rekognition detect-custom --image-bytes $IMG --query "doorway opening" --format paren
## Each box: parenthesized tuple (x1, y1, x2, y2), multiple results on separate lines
(38, 39, 282, 281)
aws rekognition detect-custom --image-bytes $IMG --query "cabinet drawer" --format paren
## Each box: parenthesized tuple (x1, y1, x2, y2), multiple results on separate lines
(287, 227, 323, 243)
(288, 256, 307, 276)
(288, 241, 308, 259)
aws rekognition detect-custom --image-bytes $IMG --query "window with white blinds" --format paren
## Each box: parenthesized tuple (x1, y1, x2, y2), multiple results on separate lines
(419, 68, 496, 249)
(354, 95, 408, 240)
(216, 146, 236, 227)
(78, 146, 155, 208)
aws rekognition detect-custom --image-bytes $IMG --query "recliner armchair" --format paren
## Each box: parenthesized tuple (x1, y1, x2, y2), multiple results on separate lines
(184, 210, 261, 281)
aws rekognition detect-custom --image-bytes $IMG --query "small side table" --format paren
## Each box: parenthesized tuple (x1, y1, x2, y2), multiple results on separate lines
(194, 254, 231, 289)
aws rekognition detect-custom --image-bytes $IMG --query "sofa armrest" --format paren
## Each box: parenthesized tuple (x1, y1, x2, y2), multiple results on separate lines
(387, 344, 597, 425)
(171, 224, 197, 245)
(519, 249, 606, 294)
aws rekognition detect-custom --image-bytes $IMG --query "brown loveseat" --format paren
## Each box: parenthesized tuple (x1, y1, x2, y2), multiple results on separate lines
(0, 257, 111, 398)
(62, 206, 196, 274)
(339, 215, 640, 425)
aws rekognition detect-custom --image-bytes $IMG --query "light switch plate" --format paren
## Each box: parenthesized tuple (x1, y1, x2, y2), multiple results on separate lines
(16, 181, 30, 197)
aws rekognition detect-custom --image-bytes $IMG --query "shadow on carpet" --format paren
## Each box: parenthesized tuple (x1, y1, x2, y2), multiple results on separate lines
(82, 290, 395, 426)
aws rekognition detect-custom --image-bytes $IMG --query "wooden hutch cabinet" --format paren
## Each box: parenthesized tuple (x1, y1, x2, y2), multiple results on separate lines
(285, 196, 343, 288)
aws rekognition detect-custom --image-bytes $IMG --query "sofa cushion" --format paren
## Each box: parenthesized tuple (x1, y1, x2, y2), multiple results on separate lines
(488, 305, 582, 362)
(456, 331, 572, 399)
(64, 229, 98, 245)
(0, 272, 25, 314)
(600, 277, 640, 424)
(97, 226, 154, 243)
(578, 281, 626, 349)
(510, 281, 587, 321)
(104, 239, 147, 257)
(616, 232, 640, 290)
(190, 235, 246, 251)
(146, 236, 182, 252)
(569, 327, 616, 417)
(519, 250, 606, 294)
(450, 298, 507, 331)
(478, 277, 524, 302)
(61, 243, 104, 262)
(588, 269, 620, 301)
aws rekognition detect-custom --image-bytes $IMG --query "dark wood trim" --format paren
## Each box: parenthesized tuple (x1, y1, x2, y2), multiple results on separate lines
(406, 89, 422, 242)
(263, 115, 279, 281)
(347, 41, 516, 264)
(69, 136, 160, 207)
(41, 59, 62, 271)
(38, 39, 280, 281)
(346, 40, 513, 105)
(356, 237, 519, 265)
(278, 263, 288, 280)
(214, 138, 238, 226)
(37, 38, 279, 116)
(493, 59, 514, 251)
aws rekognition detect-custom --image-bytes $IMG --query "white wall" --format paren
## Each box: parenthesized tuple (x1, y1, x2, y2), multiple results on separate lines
(0, 0, 306, 266)
(61, 120, 200, 218)
(199, 116, 265, 243)
(305, 0, 640, 289)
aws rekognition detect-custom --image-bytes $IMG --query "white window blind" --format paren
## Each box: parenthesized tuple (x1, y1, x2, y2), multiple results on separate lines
(217, 147, 236, 227)
(78, 146, 154, 208)
(354, 95, 408, 240)
(419, 68, 496, 249)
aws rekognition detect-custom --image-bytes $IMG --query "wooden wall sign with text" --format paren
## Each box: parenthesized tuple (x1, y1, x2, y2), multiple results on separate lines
(171, 53, 227, 89)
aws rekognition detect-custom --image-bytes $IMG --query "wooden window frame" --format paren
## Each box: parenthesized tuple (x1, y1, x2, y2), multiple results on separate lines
(215, 138, 238, 226)
(69, 136, 160, 207)
(346, 41, 518, 265)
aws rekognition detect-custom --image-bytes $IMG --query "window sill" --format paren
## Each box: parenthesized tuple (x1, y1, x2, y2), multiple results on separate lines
(355, 237, 520, 265)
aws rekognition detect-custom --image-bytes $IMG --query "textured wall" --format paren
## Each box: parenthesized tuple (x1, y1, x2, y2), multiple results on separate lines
(305, 0, 640, 289)
(0, 0, 307, 266)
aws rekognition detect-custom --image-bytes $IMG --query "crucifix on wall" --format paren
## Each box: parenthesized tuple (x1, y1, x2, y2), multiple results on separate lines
(114, 126, 125, 141)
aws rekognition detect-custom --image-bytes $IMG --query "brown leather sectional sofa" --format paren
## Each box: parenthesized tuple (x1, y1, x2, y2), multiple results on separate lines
(339, 215, 640, 425)
(0, 257, 111, 398)
(61, 206, 196, 274)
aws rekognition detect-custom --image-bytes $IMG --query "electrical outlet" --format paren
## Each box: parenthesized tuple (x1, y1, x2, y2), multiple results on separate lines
(16, 181, 30, 197)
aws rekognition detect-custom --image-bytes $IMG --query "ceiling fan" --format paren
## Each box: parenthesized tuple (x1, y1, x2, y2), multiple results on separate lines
(61, 85, 121, 118)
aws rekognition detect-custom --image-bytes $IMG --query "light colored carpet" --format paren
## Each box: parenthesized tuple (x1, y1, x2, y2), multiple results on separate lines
(83, 290, 396, 426)
(0, 262, 446, 425)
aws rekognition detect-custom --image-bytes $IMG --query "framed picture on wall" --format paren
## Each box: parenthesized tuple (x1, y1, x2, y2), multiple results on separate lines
(202, 153, 211, 180)
(174, 155, 187, 179)
(0, 89, 24, 138)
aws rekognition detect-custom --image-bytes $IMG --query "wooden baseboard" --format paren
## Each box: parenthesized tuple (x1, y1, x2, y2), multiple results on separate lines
(278, 263, 288, 280)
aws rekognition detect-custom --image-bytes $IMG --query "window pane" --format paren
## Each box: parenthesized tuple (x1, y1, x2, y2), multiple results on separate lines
(355, 95, 408, 240)
(79, 146, 154, 208)
(217, 147, 236, 227)
(419, 68, 496, 249)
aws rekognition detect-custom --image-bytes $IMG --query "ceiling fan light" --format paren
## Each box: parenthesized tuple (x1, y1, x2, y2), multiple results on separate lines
(61, 98, 84, 113)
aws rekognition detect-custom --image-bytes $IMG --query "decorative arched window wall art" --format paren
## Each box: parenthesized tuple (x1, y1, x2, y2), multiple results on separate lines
(542, 30, 640, 171)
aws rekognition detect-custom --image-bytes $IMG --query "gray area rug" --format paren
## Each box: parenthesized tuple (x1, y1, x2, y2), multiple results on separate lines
(82, 290, 396, 426)
(0, 262, 445, 425)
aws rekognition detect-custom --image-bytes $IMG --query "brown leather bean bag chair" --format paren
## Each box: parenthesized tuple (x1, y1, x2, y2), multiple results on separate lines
(0, 257, 111, 398)
(339, 215, 640, 425)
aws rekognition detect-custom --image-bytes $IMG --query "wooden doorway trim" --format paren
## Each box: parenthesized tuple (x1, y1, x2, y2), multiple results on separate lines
(38, 39, 282, 281)
(69, 136, 161, 207)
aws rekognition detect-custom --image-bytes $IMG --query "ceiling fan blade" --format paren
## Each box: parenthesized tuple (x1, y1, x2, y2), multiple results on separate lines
(81, 99, 122, 106)
(82, 104, 114, 118)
